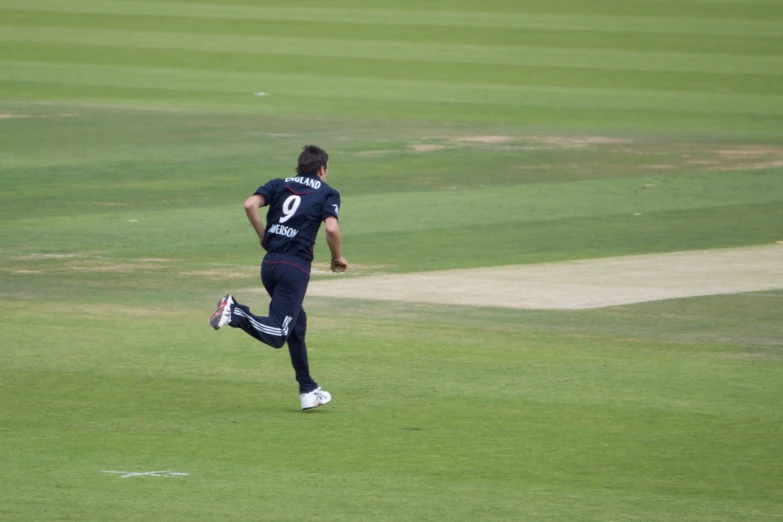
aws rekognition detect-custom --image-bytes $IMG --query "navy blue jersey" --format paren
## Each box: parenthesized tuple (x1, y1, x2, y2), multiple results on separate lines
(254, 174, 340, 262)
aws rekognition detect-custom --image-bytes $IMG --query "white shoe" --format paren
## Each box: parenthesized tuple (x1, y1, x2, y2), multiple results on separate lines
(209, 294, 235, 330)
(301, 387, 331, 410)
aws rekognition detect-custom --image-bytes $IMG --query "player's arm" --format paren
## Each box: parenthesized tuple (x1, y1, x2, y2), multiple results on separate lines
(324, 216, 348, 272)
(243, 194, 267, 245)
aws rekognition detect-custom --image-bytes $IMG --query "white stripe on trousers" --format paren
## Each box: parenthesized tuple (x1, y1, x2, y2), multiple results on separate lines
(234, 309, 292, 337)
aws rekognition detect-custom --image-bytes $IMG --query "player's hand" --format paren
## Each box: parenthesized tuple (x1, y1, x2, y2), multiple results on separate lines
(331, 257, 348, 273)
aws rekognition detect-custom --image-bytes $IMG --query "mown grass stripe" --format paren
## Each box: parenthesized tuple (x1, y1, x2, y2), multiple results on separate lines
(2, 26, 782, 77)
(661, 0, 781, 5)
(2, 196, 781, 270)
(3, 0, 782, 36)
(5, 9, 782, 57)
(341, 171, 783, 235)
(129, 0, 783, 17)
(4, 43, 782, 97)
(347, 201, 783, 271)
(4, 87, 783, 138)
(1, 165, 779, 232)
(2, 61, 782, 117)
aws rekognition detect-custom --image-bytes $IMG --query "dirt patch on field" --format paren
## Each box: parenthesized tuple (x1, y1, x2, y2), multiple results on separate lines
(395, 134, 638, 152)
(716, 146, 783, 157)
(12, 252, 107, 261)
(33, 100, 181, 113)
(355, 149, 394, 157)
(7, 253, 179, 275)
(527, 136, 631, 148)
(183, 268, 256, 279)
(409, 144, 447, 152)
(751, 160, 783, 169)
(355, 135, 783, 175)
(638, 164, 676, 170)
(686, 146, 783, 171)
(449, 135, 630, 149)
(310, 262, 387, 276)
(0, 113, 78, 119)
(65, 263, 167, 273)
(52, 303, 180, 318)
(307, 245, 783, 310)
(453, 135, 515, 144)
(668, 144, 783, 172)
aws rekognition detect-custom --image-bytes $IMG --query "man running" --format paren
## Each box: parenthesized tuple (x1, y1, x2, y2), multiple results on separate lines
(209, 145, 348, 411)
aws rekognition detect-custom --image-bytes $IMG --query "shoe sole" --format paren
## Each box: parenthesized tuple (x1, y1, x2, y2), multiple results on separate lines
(302, 396, 331, 411)
(210, 296, 230, 330)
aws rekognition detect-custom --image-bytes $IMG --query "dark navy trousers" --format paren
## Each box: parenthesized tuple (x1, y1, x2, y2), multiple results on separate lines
(228, 253, 317, 394)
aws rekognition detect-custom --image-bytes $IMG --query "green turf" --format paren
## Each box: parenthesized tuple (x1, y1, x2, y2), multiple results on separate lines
(1, 0, 782, 520)
(2, 0, 783, 135)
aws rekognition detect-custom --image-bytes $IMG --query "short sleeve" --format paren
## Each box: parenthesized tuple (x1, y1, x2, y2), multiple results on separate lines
(254, 179, 278, 206)
(322, 189, 341, 221)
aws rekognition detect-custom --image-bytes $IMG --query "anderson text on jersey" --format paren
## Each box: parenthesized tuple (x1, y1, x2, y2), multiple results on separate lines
(269, 224, 299, 238)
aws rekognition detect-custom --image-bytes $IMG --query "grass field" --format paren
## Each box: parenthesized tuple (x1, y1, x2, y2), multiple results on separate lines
(2, 0, 783, 520)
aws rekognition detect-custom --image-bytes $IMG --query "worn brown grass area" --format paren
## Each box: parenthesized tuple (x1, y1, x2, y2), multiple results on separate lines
(643, 143, 783, 172)
(183, 268, 256, 279)
(0, 113, 78, 119)
(5, 254, 179, 275)
(310, 262, 388, 276)
(231, 263, 388, 295)
(716, 146, 783, 157)
(448, 134, 631, 149)
(710, 351, 783, 360)
(753, 160, 783, 169)
(638, 164, 677, 170)
(354, 149, 394, 157)
(32, 302, 181, 318)
(357, 134, 783, 175)
(33, 100, 183, 112)
(65, 263, 170, 273)
(452, 135, 515, 144)
(408, 144, 447, 152)
(12, 252, 106, 261)
(5, 261, 388, 279)
(4, 254, 389, 279)
(527, 136, 631, 147)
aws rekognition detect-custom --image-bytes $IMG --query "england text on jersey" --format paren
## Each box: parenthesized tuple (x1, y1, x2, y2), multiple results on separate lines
(285, 177, 322, 190)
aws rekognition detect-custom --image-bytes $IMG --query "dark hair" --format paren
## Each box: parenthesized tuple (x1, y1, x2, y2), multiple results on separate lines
(296, 145, 329, 175)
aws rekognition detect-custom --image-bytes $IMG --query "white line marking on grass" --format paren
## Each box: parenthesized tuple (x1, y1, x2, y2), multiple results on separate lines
(101, 470, 188, 478)
(254, 92, 269, 96)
